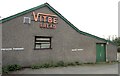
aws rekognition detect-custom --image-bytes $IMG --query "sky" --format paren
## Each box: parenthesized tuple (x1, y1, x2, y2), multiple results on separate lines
(0, 0, 119, 39)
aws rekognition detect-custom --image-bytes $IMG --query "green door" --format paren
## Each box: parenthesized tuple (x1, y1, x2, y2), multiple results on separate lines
(96, 43, 106, 62)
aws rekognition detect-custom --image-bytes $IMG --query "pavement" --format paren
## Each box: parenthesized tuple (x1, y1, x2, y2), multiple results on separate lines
(11, 63, 118, 74)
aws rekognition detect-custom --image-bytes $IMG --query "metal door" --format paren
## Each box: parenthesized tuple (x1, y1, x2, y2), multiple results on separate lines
(96, 43, 106, 62)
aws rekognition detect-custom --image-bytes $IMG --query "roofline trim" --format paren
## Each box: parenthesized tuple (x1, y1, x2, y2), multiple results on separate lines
(0, 3, 116, 45)
(0, 3, 45, 23)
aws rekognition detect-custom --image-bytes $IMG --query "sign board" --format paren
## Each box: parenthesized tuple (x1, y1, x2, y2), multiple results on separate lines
(32, 12, 58, 29)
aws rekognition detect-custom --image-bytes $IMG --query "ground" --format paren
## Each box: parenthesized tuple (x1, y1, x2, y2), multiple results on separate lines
(11, 63, 118, 74)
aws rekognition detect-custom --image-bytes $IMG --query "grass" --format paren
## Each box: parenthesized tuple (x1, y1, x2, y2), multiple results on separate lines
(3, 61, 118, 73)
(2, 64, 22, 74)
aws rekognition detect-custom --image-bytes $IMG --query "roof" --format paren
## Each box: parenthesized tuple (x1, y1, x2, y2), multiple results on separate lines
(0, 3, 115, 45)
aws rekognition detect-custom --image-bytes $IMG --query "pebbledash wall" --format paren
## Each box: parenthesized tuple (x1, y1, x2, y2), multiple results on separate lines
(1, 3, 117, 66)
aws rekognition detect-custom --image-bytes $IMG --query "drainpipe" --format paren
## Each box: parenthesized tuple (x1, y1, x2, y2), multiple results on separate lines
(106, 42, 109, 62)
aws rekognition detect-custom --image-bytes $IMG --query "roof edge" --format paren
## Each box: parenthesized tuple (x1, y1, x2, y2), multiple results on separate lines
(1, 3, 116, 45)
(1, 3, 45, 23)
(45, 3, 116, 45)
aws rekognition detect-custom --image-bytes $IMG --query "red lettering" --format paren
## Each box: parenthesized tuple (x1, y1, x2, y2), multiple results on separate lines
(32, 12, 39, 21)
(48, 17, 53, 23)
(40, 16, 42, 22)
(43, 16, 47, 22)
(33, 12, 58, 29)
(39, 23, 43, 28)
(53, 24, 56, 29)
(53, 18, 58, 24)
(49, 24, 53, 28)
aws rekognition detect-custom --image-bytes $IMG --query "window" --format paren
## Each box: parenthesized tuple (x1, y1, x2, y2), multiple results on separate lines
(23, 17, 31, 24)
(34, 36, 51, 49)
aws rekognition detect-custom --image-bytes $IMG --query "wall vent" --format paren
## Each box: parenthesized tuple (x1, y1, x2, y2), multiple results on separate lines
(23, 17, 31, 24)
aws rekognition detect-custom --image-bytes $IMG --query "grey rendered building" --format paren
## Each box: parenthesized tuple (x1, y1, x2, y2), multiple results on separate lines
(1, 3, 117, 66)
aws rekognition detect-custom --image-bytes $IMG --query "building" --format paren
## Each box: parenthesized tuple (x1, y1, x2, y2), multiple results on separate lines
(1, 3, 117, 66)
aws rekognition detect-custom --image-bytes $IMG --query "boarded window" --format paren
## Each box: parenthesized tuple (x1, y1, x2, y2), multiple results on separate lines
(34, 36, 51, 49)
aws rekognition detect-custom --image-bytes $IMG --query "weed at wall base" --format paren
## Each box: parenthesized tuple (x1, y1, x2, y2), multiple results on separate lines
(2, 64, 22, 74)
(3, 61, 116, 73)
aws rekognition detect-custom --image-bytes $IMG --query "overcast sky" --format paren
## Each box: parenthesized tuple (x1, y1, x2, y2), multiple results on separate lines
(0, 0, 119, 39)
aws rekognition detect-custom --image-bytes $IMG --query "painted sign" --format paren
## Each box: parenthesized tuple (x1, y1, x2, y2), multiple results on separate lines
(72, 49, 84, 52)
(1, 48, 24, 51)
(32, 12, 58, 29)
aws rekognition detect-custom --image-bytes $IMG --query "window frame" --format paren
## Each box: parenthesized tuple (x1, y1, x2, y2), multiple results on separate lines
(23, 17, 31, 24)
(34, 36, 52, 50)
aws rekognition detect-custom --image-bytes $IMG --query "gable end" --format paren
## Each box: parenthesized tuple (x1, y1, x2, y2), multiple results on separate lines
(0, 3, 115, 45)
